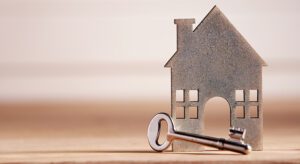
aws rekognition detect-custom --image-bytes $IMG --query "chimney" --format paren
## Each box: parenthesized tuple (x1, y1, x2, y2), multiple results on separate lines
(174, 19, 195, 50)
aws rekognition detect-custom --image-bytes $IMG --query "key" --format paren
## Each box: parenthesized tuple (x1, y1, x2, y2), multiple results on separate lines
(147, 113, 251, 154)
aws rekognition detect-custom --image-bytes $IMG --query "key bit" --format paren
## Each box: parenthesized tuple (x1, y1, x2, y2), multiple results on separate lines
(229, 127, 246, 142)
(147, 113, 252, 154)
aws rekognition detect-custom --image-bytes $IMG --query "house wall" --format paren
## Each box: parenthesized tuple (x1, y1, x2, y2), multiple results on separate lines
(170, 56, 263, 151)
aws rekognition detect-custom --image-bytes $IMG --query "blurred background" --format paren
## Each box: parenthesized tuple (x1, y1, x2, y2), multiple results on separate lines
(0, 0, 299, 152)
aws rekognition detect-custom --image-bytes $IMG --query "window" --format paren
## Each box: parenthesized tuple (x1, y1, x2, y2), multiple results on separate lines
(176, 90, 184, 102)
(176, 107, 185, 119)
(235, 90, 244, 101)
(189, 90, 198, 102)
(235, 106, 245, 118)
(189, 106, 198, 119)
(250, 90, 258, 102)
(250, 106, 259, 118)
(235, 89, 260, 119)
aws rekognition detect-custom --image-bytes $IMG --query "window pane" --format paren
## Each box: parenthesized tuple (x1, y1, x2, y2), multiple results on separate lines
(250, 90, 258, 102)
(235, 90, 244, 101)
(176, 90, 184, 102)
(250, 106, 259, 118)
(235, 106, 245, 118)
(176, 107, 185, 119)
(189, 90, 198, 102)
(189, 106, 198, 119)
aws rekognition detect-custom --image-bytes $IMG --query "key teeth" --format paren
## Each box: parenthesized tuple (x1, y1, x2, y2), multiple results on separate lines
(230, 127, 245, 133)
(229, 127, 246, 141)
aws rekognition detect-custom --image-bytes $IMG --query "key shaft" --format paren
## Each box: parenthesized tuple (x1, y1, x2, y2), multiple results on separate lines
(168, 130, 251, 154)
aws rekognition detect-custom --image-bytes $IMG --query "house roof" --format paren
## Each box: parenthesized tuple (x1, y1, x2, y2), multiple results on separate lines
(165, 5, 267, 67)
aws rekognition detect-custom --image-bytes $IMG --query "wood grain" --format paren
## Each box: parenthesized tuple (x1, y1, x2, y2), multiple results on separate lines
(0, 99, 299, 163)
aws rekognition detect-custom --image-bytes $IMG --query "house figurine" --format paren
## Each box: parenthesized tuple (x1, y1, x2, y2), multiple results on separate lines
(164, 5, 266, 152)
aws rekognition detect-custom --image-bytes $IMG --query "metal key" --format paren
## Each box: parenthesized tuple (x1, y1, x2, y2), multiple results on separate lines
(147, 113, 251, 154)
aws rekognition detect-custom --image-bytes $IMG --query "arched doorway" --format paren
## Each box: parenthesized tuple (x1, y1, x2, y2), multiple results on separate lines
(204, 97, 230, 138)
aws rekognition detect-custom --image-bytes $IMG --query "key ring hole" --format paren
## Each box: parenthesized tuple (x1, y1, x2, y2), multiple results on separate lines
(157, 120, 168, 145)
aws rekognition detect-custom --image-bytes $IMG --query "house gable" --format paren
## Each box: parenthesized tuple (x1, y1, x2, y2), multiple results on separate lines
(165, 6, 267, 68)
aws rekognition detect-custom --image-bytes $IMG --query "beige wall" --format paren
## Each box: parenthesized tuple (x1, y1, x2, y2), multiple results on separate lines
(0, 0, 299, 101)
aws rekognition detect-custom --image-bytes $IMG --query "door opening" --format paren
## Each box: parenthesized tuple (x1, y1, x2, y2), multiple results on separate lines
(204, 97, 230, 138)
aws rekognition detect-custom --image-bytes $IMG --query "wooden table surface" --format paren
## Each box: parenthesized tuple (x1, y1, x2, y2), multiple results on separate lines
(0, 135, 299, 164)
(0, 100, 299, 163)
